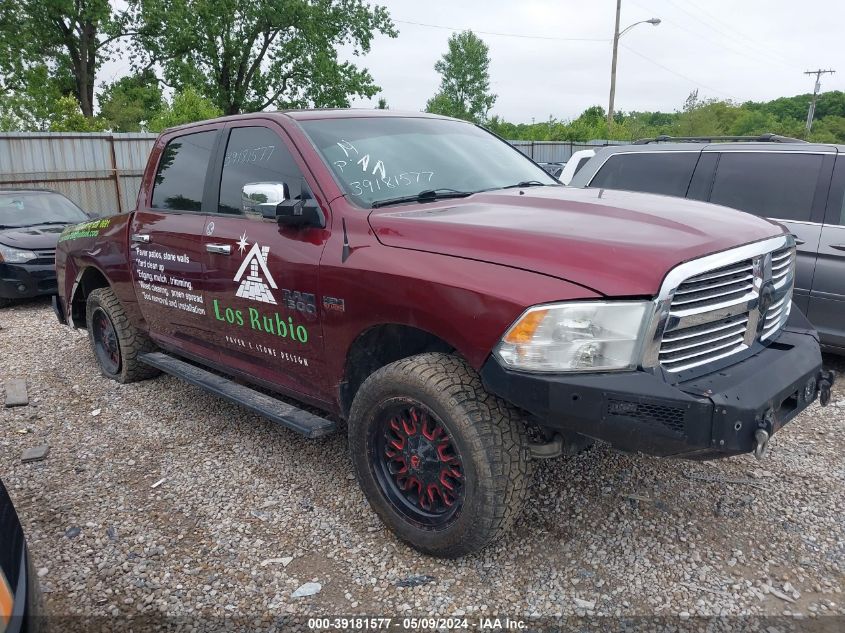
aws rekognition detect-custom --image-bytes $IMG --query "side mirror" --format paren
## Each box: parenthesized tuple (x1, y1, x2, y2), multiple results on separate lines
(276, 197, 325, 229)
(241, 182, 288, 218)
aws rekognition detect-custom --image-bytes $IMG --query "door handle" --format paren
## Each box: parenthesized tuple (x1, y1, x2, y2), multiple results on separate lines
(206, 243, 232, 255)
(131, 234, 150, 243)
(789, 234, 805, 246)
(831, 244, 845, 252)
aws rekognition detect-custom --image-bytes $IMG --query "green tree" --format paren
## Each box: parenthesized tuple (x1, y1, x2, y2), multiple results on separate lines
(99, 70, 164, 132)
(148, 87, 222, 132)
(0, 66, 71, 131)
(48, 95, 109, 131)
(0, 0, 133, 118)
(425, 31, 496, 123)
(129, 0, 396, 115)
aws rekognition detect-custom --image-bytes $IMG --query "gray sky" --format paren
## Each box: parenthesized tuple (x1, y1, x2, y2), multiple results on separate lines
(100, 0, 845, 122)
(344, 0, 845, 121)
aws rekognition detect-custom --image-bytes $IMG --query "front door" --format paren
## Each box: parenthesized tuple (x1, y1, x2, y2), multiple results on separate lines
(201, 122, 331, 402)
(129, 126, 220, 362)
(808, 156, 845, 350)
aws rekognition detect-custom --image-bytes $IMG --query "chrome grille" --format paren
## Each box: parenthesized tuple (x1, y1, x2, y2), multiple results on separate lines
(761, 246, 795, 340)
(669, 259, 756, 313)
(647, 236, 796, 373)
(658, 313, 749, 370)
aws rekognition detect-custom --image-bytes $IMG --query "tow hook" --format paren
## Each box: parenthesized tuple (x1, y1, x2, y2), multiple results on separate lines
(753, 429, 770, 460)
(818, 370, 836, 407)
(753, 409, 775, 461)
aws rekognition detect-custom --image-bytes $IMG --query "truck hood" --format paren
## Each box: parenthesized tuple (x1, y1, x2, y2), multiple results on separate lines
(0, 224, 66, 250)
(368, 187, 785, 297)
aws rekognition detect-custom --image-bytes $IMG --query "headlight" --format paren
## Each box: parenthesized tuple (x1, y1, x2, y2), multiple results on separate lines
(494, 301, 651, 372)
(0, 243, 38, 263)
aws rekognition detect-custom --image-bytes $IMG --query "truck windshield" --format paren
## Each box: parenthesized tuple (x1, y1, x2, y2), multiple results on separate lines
(0, 192, 88, 228)
(299, 117, 557, 208)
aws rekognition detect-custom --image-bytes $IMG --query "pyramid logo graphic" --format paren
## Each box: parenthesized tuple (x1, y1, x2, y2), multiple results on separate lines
(234, 243, 277, 304)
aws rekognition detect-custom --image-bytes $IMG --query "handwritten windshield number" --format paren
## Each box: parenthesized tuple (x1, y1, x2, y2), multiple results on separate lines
(348, 172, 433, 197)
(224, 145, 275, 166)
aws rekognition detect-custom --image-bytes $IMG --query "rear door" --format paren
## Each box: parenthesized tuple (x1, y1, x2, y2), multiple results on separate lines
(129, 125, 220, 362)
(200, 120, 331, 402)
(808, 153, 845, 350)
(707, 150, 833, 315)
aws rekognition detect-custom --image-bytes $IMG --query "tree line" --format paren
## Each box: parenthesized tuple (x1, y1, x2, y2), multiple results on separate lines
(486, 90, 845, 145)
(1, 4, 843, 144)
(0, 0, 396, 132)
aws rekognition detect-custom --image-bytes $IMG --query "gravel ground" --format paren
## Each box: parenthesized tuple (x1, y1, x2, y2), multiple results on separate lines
(1, 298, 844, 631)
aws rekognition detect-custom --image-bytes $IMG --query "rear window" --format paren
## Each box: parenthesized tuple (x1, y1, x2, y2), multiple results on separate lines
(709, 152, 823, 222)
(589, 152, 699, 197)
(151, 131, 217, 211)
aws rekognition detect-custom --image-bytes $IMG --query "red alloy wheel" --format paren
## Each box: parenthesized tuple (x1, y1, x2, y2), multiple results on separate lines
(372, 402, 465, 526)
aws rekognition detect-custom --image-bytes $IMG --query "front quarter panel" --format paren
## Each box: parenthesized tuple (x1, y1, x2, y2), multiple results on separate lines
(320, 202, 604, 406)
(56, 213, 143, 328)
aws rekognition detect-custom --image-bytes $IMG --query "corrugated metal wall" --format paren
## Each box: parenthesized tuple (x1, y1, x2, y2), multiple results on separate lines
(0, 132, 156, 216)
(509, 139, 629, 163)
(0, 133, 629, 216)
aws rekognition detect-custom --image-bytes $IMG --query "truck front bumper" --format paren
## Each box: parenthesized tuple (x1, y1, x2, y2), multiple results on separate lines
(481, 328, 833, 459)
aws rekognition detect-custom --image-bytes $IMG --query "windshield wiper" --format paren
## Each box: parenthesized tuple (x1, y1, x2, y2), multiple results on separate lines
(500, 180, 549, 189)
(30, 221, 75, 226)
(370, 189, 474, 209)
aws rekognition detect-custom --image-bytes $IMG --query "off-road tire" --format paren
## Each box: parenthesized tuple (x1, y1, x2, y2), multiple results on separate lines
(86, 287, 160, 383)
(348, 352, 532, 558)
(0, 297, 15, 308)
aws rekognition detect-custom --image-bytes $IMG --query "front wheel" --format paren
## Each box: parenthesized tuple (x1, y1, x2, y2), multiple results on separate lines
(348, 353, 531, 558)
(86, 287, 160, 383)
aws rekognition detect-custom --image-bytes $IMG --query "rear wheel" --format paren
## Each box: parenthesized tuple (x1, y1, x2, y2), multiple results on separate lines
(348, 353, 531, 558)
(86, 288, 159, 383)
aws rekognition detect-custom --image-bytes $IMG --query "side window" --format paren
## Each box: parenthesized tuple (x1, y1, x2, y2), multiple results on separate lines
(710, 152, 823, 222)
(218, 126, 306, 214)
(151, 131, 217, 211)
(589, 152, 698, 197)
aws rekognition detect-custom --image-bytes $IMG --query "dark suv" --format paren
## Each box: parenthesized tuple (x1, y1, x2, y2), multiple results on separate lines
(570, 136, 845, 354)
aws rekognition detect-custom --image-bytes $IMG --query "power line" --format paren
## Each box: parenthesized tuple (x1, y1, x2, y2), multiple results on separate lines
(620, 43, 734, 98)
(632, 0, 798, 70)
(629, 0, 796, 73)
(394, 19, 609, 43)
(683, 0, 799, 66)
(660, 0, 799, 70)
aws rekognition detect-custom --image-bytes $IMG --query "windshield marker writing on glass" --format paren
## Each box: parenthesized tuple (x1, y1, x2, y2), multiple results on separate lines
(336, 140, 359, 158)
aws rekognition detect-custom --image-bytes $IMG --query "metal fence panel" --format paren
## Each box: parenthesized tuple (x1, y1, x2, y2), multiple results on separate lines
(0, 132, 156, 216)
(508, 139, 629, 163)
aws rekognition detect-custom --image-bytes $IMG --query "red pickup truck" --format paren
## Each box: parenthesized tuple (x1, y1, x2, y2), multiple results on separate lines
(54, 110, 834, 557)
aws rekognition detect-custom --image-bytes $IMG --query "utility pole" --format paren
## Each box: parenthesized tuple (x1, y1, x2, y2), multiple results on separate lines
(607, 0, 622, 128)
(804, 69, 835, 136)
(607, 2, 659, 129)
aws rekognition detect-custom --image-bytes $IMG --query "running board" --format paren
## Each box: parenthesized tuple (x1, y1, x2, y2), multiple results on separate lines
(139, 352, 335, 438)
